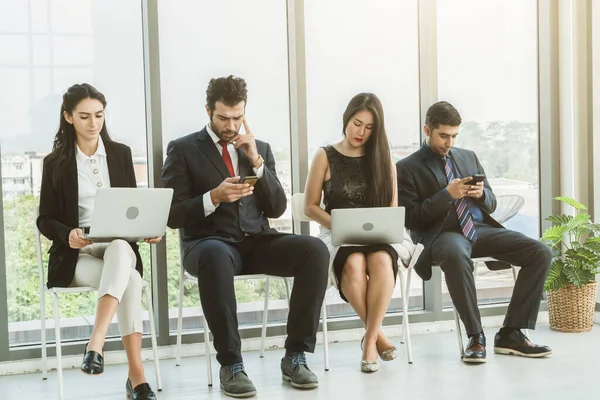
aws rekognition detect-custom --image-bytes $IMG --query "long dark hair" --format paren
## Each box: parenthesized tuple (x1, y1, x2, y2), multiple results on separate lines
(342, 93, 393, 207)
(49, 83, 114, 185)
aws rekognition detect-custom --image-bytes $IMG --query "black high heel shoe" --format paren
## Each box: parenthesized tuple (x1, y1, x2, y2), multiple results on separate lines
(81, 343, 104, 375)
(126, 379, 157, 400)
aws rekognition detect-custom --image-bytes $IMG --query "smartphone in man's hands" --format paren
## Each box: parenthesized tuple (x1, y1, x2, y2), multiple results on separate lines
(240, 176, 259, 186)
(465, 174, 485, 185)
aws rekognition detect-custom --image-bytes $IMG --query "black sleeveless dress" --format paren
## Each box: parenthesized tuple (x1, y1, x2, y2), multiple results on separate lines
(322, 145, 398, 301)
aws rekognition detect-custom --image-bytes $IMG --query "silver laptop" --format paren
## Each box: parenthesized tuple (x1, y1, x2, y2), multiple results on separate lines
(331, 207, 405, 246)
(83, 188, 173, 242)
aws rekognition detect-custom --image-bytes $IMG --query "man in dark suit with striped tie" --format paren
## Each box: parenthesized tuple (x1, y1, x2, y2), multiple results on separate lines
(396, 101, 552, 363)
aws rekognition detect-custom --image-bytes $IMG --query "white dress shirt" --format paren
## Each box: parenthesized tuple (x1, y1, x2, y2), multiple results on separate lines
(76, 136, 111, 227)
(202, 124, 264, 216)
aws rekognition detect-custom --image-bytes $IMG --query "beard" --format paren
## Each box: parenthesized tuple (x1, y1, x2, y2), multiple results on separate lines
(210, 121, 238, 142)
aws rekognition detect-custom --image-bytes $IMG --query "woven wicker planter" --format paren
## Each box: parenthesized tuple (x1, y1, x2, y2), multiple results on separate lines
(547, 282, 597, 332)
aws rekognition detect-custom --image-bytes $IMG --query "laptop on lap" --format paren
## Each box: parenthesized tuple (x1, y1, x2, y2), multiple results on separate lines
(331, 207, 405, 246)
(83, 188, 173, 242)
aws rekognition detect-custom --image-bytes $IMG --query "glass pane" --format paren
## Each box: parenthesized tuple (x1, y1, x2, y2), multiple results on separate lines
(305, 0, 423, 316)
(0, 35, 30, 64)
(158, 0, 292, 333)
(437, 0, 539, 307)
(0, 0, 28, 33)
(1, 0, 148, 347)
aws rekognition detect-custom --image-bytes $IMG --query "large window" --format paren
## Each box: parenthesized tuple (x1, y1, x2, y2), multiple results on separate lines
(304, 0, 423, 315)
(437, 0, 540, 306)
(158, 0, 292, 333)
(1, 0, 149, 346)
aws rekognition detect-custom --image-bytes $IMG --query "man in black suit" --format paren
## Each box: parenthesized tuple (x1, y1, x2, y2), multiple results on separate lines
(162, 76, 328, 397)
(396, 101, 552, 363)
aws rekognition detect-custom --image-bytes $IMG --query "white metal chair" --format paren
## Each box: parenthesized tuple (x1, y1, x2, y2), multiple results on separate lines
(403, 256, 524, 358)
(175, 230, 316, 388)
(290, 193, 411, 364)
(490, 195, 525, 224)
(34, 208, 162, 400)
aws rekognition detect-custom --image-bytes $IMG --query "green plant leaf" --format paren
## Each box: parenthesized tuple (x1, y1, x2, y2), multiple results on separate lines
(565, 247, 599, 266)
(584, 237, 600, 254)
(566, 212, 591, 230)
(546, 214, 573, 225)
(555, 196, 587, 210)
(542, 225, 567, 243)
(563, 265, 595, 288)
(544, 260, 568, 291)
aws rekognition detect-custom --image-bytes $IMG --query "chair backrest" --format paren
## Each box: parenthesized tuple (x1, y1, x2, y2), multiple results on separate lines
(490, 195, 525, 224)
(33, 206, 46, 290)
(291, 193, 312, 222)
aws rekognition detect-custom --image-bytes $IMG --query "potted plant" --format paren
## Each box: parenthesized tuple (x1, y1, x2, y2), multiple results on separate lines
(542, 196, 600, 332)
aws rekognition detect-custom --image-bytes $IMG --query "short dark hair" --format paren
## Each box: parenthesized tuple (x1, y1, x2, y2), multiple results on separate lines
(206, 75, 248, 113)
(425, 101, 462, 130)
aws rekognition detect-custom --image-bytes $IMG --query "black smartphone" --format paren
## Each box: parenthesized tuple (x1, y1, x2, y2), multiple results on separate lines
(240, 176, 259, 186)
(466, 174, 485, 185)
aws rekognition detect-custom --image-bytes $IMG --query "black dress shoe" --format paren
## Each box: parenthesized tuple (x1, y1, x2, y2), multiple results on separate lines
(494, 329, 552, 358)
(126, 379, 157, 400)
(81, 343, 104, 375)
(463, 332, 486, 363)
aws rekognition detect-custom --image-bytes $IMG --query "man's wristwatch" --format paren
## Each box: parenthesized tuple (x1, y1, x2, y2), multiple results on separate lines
(252, 154, 264, 169)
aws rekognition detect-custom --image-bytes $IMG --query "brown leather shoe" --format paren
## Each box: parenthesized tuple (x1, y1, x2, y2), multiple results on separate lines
(463, 332, 486, 363)
(494, 329, 552, 358)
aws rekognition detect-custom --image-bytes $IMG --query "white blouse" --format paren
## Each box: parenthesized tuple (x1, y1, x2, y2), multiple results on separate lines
(76, 136, 111, 227)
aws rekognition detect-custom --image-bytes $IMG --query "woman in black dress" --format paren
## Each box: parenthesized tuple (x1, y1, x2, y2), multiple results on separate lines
(304, 93, 420, 372)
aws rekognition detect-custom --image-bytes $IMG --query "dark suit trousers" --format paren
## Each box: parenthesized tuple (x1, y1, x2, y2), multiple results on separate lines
(184, 234, 329, 366)
(430, 222, 552, 335)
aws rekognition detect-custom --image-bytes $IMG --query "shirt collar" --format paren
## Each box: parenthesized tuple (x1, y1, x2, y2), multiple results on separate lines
(206, 123, 222, 145)
(75, 135, 107, 162)
(423, 140, 452, 160)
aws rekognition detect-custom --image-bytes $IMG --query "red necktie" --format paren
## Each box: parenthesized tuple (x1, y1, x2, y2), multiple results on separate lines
(218, 140, 235, 176)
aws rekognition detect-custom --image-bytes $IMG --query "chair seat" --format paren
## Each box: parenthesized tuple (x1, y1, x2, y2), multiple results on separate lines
(183, 271, 281, 285)
(48, 286, 96, 294)
(48, 280, 151, 294)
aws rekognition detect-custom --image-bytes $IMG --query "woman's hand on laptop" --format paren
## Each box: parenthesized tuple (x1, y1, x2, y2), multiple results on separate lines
(69, 228, 92, 249)
(143, 237, 163, 244)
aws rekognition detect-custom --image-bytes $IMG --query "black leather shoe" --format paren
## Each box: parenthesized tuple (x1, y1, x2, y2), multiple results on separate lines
(126, 379, 157, 400)
(463, 332, 486, 363)
(81, 343, 104, 375)
(494, 329, 552, 358)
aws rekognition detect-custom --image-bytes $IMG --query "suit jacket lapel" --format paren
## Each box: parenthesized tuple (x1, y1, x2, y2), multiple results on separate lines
(105, 141, 124, 187)
(197, 128, 231, 179)
(449, 149, 469, 178)
(236, 148, 253, 178)
(419, 146, 448, 190)
(62, 157, 79, 226)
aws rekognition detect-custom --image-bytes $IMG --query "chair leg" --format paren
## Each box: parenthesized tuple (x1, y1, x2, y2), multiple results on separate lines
(283, 278, 291, 304)
(454, 307, 464, 358)
(321, 299, 329, 371)
(260, 278, 270, 358)
(203, 313, 213, 387)
(144, 283, 162, 391)
(40, 290, 47, 380)
(51, 293, 64, 400)
(398, 269, 413, 364)
(175, 267, 185, 366)
(401, 267, 413, 344)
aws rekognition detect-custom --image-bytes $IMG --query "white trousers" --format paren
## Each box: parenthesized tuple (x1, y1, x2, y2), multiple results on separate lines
(71, 239, 143, 337)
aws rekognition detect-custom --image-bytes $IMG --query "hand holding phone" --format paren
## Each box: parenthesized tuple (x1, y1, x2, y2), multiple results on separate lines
(240, 175, 259, 186)
(465, 174, 485, 185)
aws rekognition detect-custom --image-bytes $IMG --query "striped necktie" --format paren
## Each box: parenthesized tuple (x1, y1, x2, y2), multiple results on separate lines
(442, 157, 477, 242)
